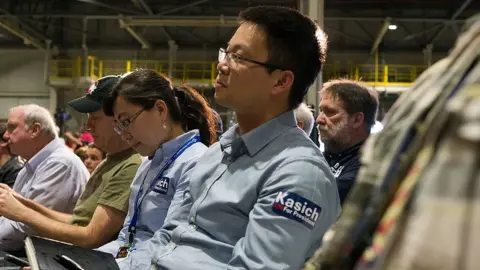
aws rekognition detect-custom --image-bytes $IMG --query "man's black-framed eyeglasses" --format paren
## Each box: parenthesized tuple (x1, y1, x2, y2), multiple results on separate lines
(218, 48, 285, 71)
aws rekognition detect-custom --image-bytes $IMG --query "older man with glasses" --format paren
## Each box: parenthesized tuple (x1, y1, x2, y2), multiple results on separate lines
(0, 75, 142, 250)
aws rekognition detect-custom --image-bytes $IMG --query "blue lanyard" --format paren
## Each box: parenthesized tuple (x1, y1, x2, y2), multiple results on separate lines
(127, 135, 199, 245)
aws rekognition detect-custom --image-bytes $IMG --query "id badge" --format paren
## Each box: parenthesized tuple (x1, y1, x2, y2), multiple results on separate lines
(116, 245, 134, 259)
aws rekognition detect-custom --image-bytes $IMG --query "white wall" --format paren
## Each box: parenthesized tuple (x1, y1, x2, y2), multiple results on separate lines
(0, 50, 52, 120)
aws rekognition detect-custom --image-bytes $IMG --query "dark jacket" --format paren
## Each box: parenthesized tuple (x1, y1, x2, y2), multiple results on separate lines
(324, 141, 364, 204)
(0, 156, 24, 187)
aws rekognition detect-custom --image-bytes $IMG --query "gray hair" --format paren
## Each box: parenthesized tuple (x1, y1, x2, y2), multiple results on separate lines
(10, 104, 58, 138)
(294, 103, 315, 136)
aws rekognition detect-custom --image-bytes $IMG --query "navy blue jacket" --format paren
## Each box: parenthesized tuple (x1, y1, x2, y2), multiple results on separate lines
(325, 142, 364, 204)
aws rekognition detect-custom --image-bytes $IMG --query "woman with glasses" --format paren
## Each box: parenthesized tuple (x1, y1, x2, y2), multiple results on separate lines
(97, 69, 216, 259)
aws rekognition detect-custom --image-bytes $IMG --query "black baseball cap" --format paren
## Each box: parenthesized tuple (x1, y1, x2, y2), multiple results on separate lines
(68, 75, 120, 113)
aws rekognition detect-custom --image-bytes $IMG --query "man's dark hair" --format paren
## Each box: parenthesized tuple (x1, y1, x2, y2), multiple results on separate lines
(238, 6, 327, 110)
(321, 79, 379, 133)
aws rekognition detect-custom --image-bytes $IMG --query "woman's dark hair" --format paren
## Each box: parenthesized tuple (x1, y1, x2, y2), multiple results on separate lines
(103, 69, 216, 146)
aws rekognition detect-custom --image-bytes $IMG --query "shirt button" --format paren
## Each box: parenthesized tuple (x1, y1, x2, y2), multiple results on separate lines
(189, 223, 197, 231)
(168, 242, 176, 248)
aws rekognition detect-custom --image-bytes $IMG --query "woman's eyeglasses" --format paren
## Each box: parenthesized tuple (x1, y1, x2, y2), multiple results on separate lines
(113, 109, 144, 135)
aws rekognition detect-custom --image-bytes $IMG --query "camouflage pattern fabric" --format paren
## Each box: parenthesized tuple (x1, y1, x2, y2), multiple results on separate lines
(303, 14, 480, 270)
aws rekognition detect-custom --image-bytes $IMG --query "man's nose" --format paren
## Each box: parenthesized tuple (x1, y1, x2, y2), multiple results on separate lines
(85, 119, 94, 131)
(316, 113, 326, 125)
(3, 131, 10, 141)
(217, 61, 229, 75)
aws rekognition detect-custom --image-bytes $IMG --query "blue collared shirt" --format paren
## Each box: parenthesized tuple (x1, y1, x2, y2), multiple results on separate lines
(0, 138, 89, 251)
(98, 130, 207, 256)
(120, 111, 341, 270)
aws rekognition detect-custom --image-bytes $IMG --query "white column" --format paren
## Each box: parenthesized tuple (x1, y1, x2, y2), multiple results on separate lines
(82, 18, 89, 76)
(168, 40, 178, 78)
(423, 44, 433, 67)
(44, 39, 57, 114)
(299, 0, 324, 115)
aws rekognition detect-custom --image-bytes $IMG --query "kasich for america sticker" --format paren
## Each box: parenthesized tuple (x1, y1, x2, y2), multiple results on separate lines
(272, 190, 321, 229)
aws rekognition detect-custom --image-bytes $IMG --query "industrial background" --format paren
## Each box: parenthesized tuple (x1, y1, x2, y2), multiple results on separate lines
(0, 0, 478, 130)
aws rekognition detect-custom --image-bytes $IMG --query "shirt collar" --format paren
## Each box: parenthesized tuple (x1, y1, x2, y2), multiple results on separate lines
(150, 130, 200, 165)
(220, 110, 297, 157)
(26, 138, 64, 172)
(106, 147, 136, 162)
(325, 140, 364, 160)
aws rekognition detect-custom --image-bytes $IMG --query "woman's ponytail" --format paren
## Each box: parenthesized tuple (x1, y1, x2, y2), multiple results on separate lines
(174, 86, 216, 146)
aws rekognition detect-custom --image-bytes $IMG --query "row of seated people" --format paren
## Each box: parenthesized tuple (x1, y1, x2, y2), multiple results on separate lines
(0, 6, 379, 270)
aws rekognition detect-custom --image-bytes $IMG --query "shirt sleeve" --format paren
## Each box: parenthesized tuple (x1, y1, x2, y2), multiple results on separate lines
(97, 163, 138, 213)
(97, 160, 143, 256)
(227, 158, 341, 270)
(117, 156, 198, 270)
(18, 162, 78, 211)
(0, 217, 29, 251)
(0, 161, 76, 250)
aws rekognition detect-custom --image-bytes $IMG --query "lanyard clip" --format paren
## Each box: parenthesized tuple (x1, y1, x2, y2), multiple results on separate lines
(128, 226, 136, 245)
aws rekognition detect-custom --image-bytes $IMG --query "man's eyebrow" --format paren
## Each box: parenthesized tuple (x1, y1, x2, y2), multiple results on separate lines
(320, 104, 335, 110)
(227, 43, 250, 52)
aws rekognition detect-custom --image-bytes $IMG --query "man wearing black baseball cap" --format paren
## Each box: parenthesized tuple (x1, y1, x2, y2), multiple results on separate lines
(0, 75, 141, 249)
(69, 75, 121, 113)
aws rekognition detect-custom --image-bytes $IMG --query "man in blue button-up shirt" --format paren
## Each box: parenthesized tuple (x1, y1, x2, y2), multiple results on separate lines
(119, 6, 340, 270)
(0, 104, 89, 251)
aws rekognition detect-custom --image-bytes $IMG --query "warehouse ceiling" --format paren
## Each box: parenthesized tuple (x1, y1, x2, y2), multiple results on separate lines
(0, 0, 478, 53)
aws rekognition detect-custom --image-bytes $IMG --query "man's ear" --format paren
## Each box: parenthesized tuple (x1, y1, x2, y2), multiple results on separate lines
(297, 120, 304, 130)
(272, 70, 294, 95)
(351, 112, 365, 129)
(30, 122, 42, 138)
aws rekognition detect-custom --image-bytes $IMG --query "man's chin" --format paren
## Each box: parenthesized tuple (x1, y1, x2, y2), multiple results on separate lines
(132, 143, 153, 157)
(318, 132, 331, 140)
(213, 95, 226, 106)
